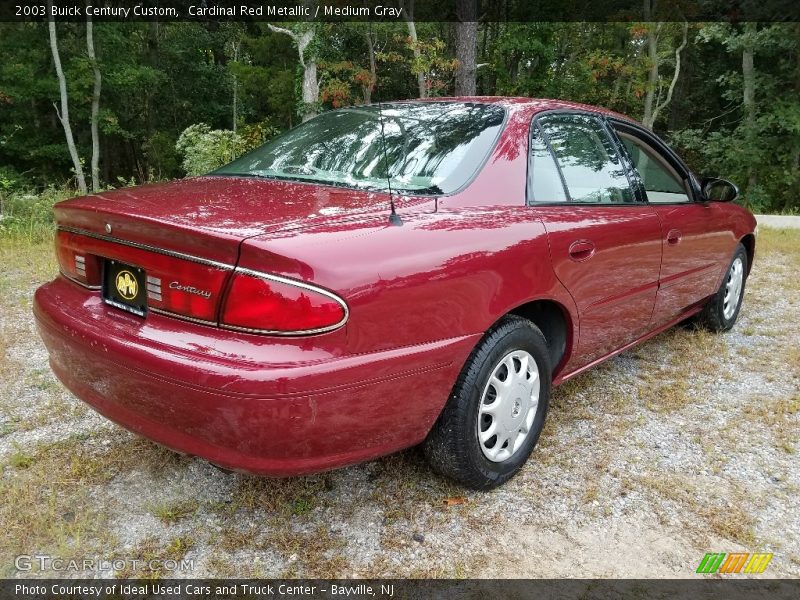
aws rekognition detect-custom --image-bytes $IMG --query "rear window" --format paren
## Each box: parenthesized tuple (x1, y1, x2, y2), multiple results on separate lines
(213, 102, 505, 195)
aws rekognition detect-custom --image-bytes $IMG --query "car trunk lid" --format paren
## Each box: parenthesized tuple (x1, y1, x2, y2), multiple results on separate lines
(54, 176, 429, 324)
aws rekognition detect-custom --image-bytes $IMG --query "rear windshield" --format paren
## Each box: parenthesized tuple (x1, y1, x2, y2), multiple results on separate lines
(212, 102, 506, 195)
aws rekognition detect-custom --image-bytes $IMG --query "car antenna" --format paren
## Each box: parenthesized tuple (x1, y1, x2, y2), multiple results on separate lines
(376, 101, 403, 227)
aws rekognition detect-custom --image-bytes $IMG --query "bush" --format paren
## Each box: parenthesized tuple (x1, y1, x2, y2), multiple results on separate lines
(0, 186, 74, 243)
(176, 124, 247, 177)
(0, 166, 29, 195)
(175, 122, 278, 177)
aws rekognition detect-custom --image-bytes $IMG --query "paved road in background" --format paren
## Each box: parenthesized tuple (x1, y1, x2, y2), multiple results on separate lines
(756, 215, 800, 229)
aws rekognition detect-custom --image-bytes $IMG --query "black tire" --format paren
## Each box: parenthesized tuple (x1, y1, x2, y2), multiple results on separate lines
(696, 243, 748, 332)
(423, 315, 552, 490)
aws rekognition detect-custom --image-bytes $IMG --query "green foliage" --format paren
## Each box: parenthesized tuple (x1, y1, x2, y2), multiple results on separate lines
(0, 166, 27, 194)
(176, 124, 244, 176)
(319, 60, 372, 108)
(377, 33, 457, 97)
(0, 186, 73, 242)
(175, 122, 274, 176)
(669, 23, 800, 213)
(0, 21, 798, 212)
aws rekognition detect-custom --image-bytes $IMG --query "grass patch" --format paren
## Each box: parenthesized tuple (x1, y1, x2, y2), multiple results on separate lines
(274, 525, 348, 578)
(0, 433, 191, 576)
(231, 475, 329, 516)
(0, 239, 58, 298)
(741, 394, 800, 452)
(218, 525, 262, 553)
(0, 435, 116, 576)
(549, 365, 618, 425)
(638, 377, 692, 413)
(634, 473, 757, 546)
(757, 226, 800, 263)
(7, 443, 34, 469)
(0, 187, 72, 245)
(288, 496, 314, 516)
(209, 519, 350, 577)
(367, 452, 466, 525)
(111, 535, 195, 579)
(661, 328, 729, 375)
(149, 499, 200, 524)
(0, 420, 19, 437)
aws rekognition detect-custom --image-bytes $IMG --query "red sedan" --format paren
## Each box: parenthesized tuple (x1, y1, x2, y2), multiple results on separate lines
(34, 98, 756, 489)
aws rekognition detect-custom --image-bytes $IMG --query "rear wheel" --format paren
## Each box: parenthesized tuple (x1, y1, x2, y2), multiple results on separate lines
(423, 315, 551, 490)
(697, 243, 748, 332)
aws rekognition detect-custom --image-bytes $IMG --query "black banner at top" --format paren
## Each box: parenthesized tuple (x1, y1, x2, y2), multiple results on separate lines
(2, 0, 800, 22)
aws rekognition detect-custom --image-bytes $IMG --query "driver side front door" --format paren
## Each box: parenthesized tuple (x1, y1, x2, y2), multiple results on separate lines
(609, 121, 731, 327)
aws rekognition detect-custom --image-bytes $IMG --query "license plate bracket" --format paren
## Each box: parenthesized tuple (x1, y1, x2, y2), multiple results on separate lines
(103, 260, 147, 317)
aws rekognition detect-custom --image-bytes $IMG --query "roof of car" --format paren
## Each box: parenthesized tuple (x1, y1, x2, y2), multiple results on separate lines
(405, 96, 637, 124)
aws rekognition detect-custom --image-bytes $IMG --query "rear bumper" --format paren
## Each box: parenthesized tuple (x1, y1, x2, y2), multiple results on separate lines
(33, 277, 477, 476)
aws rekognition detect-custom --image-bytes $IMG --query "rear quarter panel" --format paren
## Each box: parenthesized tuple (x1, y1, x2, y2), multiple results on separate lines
(238, 103, 579, 367)
(238, 207, 578, 358)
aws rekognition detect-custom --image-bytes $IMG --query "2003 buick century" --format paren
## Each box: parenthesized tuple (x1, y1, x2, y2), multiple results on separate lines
(34, 98, 756, 489)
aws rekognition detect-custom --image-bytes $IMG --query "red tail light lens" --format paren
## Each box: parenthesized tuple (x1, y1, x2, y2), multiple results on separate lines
(220, 270, 347, 334)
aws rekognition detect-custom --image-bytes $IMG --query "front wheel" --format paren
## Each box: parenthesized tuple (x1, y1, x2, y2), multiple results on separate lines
(423, 316, 552, 490)
(697, 243, 748, 332)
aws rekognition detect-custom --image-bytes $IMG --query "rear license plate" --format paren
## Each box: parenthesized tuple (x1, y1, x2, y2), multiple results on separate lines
(103, 260, 147, 317)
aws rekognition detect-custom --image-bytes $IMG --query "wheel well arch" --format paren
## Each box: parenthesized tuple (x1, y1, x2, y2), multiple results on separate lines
(740, 233, 755, 275)
(508, 299, 573, 376)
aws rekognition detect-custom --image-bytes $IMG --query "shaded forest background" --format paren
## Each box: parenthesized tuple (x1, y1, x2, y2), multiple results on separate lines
(1, 18, 799, 213)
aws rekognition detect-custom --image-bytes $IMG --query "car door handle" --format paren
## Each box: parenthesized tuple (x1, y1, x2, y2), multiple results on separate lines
(667, 229, 682, 245)
(568, 240, 596, 262)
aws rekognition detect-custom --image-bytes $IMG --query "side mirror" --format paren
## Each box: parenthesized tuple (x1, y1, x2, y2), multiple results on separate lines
(701, 177, 739, 203)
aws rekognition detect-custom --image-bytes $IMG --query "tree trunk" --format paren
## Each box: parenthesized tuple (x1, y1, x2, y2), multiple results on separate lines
(48, 1, 87, 195)
(404, 16, 427, 98)
(642, 2, 659, 129)
(268, 24, 319, 121)
(231, 40, 239, 136)
(301, 61, 318, 121)
(742, 22, 757, 192)
(145, 21, 159, 180)
(649, 21, 688, 129)
(454, 0, 478, 96)
(364, 26, 377, 104)
(86, 9, 102, 193)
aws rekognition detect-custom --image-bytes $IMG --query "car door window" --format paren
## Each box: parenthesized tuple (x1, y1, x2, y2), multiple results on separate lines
(527, 126, 568, 203)
(617, 132, 691, 203)
(539, 114, 634, 204)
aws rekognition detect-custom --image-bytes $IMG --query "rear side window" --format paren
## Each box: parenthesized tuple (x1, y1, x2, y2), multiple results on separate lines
(528, 127, 568, 203)
(539, 114, 634, 204)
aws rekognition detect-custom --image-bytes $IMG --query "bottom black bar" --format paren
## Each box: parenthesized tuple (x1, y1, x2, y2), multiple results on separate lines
(2, 579, 798, 600)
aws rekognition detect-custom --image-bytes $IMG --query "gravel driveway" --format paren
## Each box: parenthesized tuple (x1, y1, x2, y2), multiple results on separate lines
(1, 227, 798, 578)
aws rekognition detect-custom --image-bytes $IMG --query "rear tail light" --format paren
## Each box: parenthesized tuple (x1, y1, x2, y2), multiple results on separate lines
(55, 236, 101, 288)
(220, 269, 348, 335)
(54, 228, 346, 336)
